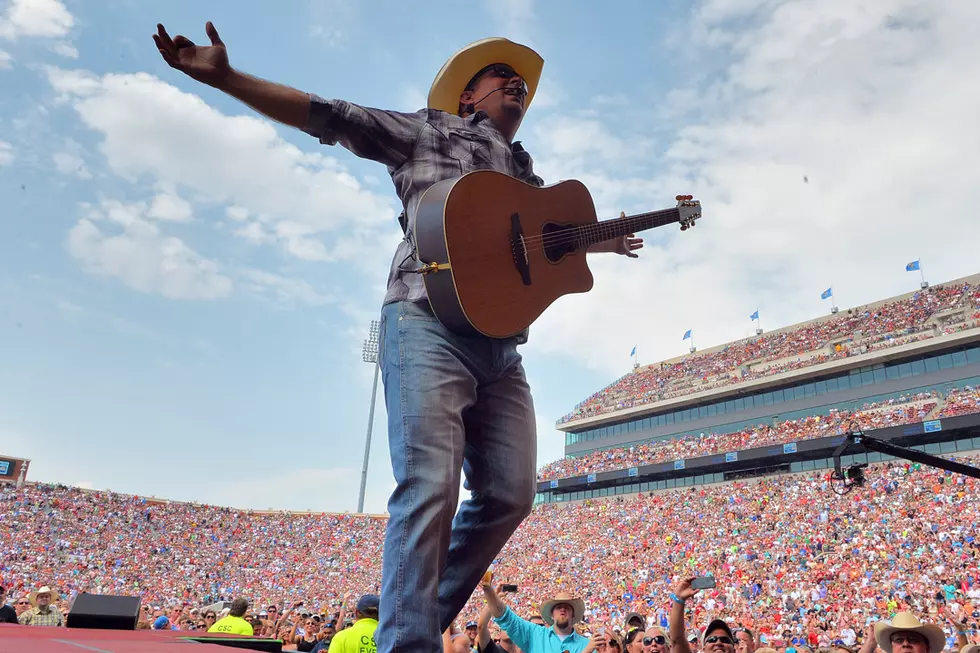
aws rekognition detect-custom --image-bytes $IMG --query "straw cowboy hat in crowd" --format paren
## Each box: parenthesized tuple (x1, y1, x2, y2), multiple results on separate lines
(29, 586, 59, 606)
(427, 37, 544, 115)
(874, 612, 946, 653)
(539, 592, 585, 626)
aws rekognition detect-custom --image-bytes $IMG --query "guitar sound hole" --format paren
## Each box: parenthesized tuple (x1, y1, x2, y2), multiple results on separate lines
(541, 223, 577, 263)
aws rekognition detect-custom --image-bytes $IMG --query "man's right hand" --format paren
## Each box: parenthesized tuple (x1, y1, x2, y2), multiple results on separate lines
(153, 22, 231, 88)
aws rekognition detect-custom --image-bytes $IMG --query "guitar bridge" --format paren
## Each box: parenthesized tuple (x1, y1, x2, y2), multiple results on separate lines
(510, 213, 532, 286)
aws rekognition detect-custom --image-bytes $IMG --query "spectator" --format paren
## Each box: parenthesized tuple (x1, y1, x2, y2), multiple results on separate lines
(0, 585, 17, 624)
(208, 597, 253, 636)
(17, 586, 63, 627)
(484, 581, 592, 653)
(873, 613, 945, 653)
(328, 594, 379, 653)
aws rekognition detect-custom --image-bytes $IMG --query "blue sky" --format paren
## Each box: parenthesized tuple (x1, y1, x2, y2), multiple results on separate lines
(2, 0, 978, 512)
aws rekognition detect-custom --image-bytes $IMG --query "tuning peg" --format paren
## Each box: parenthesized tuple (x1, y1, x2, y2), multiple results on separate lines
(675, 195, 683, 201)
(680, 224, 688, 231)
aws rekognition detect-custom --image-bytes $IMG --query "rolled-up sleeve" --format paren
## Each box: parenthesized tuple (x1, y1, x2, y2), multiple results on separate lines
(303, 94, 426, 169)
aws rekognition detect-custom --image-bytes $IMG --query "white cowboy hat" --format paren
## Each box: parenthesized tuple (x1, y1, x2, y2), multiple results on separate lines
(873, 612, 946, 653)
(539, 592, 585, 626)
(29, 586, 60, 606)
(427, 37, 544, 115)
(961, 645, 980, 653)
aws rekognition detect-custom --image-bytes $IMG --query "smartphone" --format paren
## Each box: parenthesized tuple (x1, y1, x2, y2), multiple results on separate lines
(502, 584, 518, 593)
(692, 576, 716, 590)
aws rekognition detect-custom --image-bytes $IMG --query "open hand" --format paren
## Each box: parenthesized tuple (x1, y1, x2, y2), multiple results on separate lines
(153, 22, 231, 87)
(615, 212, 643, 258)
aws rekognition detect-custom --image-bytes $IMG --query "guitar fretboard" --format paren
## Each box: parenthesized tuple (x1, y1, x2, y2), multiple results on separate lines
(573, 208, 682, 247)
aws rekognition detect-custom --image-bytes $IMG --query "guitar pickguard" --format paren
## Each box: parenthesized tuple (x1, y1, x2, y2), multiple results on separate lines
(541, 222, 579, 263)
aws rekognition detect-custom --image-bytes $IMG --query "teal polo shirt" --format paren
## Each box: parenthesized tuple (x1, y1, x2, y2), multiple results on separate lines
(495, 607, 590, 653)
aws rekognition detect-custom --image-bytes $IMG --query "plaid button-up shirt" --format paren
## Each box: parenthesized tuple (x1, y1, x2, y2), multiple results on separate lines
(303, 96, 544, 307)
(18, 605, 64, 627)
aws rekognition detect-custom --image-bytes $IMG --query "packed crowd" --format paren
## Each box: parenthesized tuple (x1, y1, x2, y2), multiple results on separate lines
(559, 281, 979, 424)
(535, 390, 963, 481)
(2, 453, 979, 649)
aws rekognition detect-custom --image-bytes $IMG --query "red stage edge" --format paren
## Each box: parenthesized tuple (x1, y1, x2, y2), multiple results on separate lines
(0, 623, 283, 653)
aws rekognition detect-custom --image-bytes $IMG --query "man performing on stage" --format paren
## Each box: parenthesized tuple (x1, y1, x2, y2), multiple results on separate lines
(153, 23, 642, 653)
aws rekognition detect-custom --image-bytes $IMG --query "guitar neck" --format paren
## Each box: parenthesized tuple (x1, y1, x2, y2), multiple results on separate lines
(575, 208, 681, 248)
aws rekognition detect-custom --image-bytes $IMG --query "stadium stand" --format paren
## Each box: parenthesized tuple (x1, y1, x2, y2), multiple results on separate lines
(3, 276, 979, 649)
(558, 275, 980, 425)
(538, 274, 980, 500)
(1, 458, 979, 646)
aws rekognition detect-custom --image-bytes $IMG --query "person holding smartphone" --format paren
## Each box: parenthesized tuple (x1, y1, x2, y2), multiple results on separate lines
(669, 577, 737, 653)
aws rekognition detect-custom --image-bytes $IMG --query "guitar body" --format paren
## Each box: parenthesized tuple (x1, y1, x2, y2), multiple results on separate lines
(415, 171, 597, 339)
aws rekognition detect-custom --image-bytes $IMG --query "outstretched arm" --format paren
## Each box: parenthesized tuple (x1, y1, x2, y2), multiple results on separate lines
(153, 22, 423, 167)
(154, 22, 310, 130)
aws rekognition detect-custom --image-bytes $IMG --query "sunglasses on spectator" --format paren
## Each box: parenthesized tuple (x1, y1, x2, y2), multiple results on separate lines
(890, 635, 926, 645)
(17, 601, 31, 606)
(645, 636, 668, 646)
(705, 636, 735, 645)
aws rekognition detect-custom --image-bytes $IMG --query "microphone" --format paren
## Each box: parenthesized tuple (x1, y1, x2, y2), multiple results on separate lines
(461, 85, 526, 115)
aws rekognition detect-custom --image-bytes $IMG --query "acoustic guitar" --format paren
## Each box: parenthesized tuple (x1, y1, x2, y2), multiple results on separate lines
(414, 170, 702, 339)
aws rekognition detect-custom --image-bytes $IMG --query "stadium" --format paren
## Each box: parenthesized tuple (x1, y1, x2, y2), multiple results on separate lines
(2, 273, 979, 651)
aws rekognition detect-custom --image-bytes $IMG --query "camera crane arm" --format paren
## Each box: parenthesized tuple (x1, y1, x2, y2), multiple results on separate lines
(833, 421, 980, 482)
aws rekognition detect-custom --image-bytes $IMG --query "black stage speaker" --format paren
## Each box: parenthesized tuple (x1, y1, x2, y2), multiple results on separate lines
(66, 593, 141, 630)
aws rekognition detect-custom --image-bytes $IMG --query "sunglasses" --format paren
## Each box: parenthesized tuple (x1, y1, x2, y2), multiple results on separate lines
(705, 636, 735, 645)
(645, 637, 667, 646)
(890, 635, 926, 645)
(469, 64, 528, 95)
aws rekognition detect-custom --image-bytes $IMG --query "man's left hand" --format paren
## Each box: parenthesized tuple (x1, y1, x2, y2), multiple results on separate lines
(615, 212, 643, 258)
(589, 212, 644, 257)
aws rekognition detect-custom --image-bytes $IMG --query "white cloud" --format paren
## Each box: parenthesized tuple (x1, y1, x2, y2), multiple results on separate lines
(239, 268, 334, 307)
(147, 191, 193, 222)
(524, 0, 980, 384)
(50, 40, 76, 58)
(225, 205, 249, 222)
(0, 48, 11, 68)
(45, 68, 396, 263)
(0, 0, 73, 39)
(487, 0, 536, 44)
(0, 140, 12, 165)
(67, 199, 233, 300)
(52, 150, 91, 179)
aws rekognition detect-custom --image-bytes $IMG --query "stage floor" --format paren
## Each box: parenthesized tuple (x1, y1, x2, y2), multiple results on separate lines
(0, 624, 282, 652)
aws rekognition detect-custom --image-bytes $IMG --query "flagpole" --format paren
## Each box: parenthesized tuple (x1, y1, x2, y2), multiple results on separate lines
(919, 258, 926, 286)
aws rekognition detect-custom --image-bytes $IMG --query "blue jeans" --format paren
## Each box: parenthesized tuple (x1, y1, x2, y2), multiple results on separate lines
(374, 300, 537, 653)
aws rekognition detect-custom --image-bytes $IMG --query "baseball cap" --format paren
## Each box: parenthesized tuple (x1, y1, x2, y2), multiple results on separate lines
(466, 621, 479, 629)
(152, 616, 170, 630)
(356, 594, 380, 616)
(704, 619, 735, 643)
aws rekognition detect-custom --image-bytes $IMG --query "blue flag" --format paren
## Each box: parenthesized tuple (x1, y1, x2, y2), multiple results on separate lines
(749, 310, 759, 321)
(906, 260, 920, 272)
(820, 287, 832, 300)
(630, 346, 636, 357)
(682, 329, 692, 340)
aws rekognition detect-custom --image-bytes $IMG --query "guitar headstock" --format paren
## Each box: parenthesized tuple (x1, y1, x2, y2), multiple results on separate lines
(675, 195, 701, 231)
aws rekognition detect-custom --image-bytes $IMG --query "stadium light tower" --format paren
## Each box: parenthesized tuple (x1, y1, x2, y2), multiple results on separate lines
(358, 320, 381, 514)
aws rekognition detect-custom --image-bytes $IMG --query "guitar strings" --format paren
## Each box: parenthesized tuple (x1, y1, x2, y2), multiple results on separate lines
(520, 209, 680, 246)
(519, 212, 681, 251)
